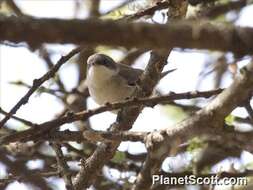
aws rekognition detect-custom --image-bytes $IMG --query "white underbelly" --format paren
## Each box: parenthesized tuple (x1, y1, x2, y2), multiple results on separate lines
(87, 66, 135, 105)
(88, 82, 134, 105)
(87, 76, 135, 105)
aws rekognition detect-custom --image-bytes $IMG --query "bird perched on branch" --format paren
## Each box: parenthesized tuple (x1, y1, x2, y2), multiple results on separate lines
(86, 53, 175, 107)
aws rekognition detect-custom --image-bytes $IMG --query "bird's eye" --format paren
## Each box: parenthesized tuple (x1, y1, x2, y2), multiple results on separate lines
(103, 59, 109, 66)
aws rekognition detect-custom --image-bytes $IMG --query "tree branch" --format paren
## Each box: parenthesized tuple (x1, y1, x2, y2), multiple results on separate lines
(122, 1, 171, 21)
(140, 61, 253, 189)
(0, 46, 82, 128)
(0, 88, 223, 145)
(203, 0, 249, 18)
(51, 143, 74, 190)
(82, 130, 147, 143)
(0, 16, 253, 55)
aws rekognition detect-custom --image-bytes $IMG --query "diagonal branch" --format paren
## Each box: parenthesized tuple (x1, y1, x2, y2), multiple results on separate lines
(122, 1, 171, 21)
(0, 107, 38, 127)
(137, 61, 253, 189)
(0, 46, 82, 128)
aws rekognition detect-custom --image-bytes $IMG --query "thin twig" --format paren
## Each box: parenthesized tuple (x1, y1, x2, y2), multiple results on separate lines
(0, 46, 82, 127)
(122, 1, 171, 21)
(38, 46, 67, 92)
(102, 0, 132, 15)
(0, 107, 38, 127)
(9, 80, 86, 97)
(6, 0, 69, 93)
(244, 100, 253, 122)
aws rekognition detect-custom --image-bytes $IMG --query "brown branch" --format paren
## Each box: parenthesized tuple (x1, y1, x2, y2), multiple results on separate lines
(0, 130, 84, 144)
(0, 171, 60, 188)
(6, 0, 67, 92)
(9, 80, 85, 97)
(188, 0, 217, 6)
(1, 17, 253, 55)
(89, 0, 100, 17)
(244, 100, 253, 123)
(132, 1, 245, 187)
(44, 130, 84, 143)
(62, 143, 84, 157)
(0, 107, 38, 127)
(203, 0, 248, 18)
(107, 159, 141, 173)
(102, 0, 132, 15)
(9, 80, 64, 99)
(51, 143, 74, 190)
(38, 46, 67, 92)
(0, 88, 223, 145)
(9, 80, 75, 110)
(140, 61, 253, 189)
(0, 46, 82, 128)
(123, 1, 171, 21)
(0, 150, 52, 190)
(83, 130, 147, 143)
(4, 120, 253, 155)
(5, 0, 27, 17)
(120, 49, 146, 66)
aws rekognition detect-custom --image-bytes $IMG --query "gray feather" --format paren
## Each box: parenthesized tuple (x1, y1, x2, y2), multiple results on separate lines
(117, 63, 143, 85)
(117, 63, 176, 86)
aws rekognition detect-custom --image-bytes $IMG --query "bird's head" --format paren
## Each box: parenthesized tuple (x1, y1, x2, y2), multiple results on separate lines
(87, 53, 118, 80)
(87, 53, 117, 70)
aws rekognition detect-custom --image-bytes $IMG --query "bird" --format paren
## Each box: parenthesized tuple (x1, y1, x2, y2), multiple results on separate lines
(86, 53, 175, 107)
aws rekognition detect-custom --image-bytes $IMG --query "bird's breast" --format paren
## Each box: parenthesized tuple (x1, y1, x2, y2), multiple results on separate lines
(87, 66, 135, 105)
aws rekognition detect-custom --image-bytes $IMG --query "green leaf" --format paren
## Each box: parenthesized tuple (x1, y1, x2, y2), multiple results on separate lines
(225, 114, 235, 125)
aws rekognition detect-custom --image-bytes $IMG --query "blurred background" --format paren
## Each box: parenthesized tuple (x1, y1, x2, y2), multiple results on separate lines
(1, 0, 253, 189)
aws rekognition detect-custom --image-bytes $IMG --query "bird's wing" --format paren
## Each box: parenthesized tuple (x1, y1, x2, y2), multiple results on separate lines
(118, 63, 176, 85)
(117, 63, 143, 86)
